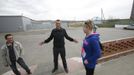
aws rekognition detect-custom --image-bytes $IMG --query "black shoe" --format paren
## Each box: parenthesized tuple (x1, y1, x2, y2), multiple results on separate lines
(52, 68, 58, 73)
(27, 71, 32, 75)
(65, 68, 69, 73)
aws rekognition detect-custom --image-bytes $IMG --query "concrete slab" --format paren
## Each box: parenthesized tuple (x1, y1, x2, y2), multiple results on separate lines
(2, 65, 38, 75)
(0, 28, 134, 75)
(3, 53, 133, 75)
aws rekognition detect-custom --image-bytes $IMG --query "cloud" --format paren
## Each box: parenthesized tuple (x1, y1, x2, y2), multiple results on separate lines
(0, 0, 133, 20)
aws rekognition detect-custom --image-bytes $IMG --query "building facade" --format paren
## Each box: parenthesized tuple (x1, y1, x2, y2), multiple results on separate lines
(0, 16, 32, 32)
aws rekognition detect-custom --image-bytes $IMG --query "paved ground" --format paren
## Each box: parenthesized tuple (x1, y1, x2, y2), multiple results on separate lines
(0, 28, 134, 75)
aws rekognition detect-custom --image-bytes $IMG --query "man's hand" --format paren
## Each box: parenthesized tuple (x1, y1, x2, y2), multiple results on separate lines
(84, 59, 88, 64)
(73, 39, 78, 43)
(39, 42, 44, 46)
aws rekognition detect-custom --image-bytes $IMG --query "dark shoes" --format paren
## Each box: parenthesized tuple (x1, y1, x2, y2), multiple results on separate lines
(27, 70, 32, 75)
(64, 68, 69, 73)
(52, 68, 58, 73)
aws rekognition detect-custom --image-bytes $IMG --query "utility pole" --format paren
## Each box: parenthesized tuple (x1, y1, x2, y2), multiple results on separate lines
(101, 8, 105, 23)
(130, 0, 134, 19)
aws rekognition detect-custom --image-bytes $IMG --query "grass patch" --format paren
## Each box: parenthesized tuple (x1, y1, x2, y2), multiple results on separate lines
(98, 19, 134, 28)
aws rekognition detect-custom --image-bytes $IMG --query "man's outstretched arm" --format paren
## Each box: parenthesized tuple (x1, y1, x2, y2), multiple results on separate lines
(40, 31, 54, 45)
(64, 29, 78, 43)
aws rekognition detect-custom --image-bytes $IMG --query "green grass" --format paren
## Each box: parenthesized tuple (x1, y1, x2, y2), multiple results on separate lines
(98, 19, 134, 28)
(69, 19, 134, 28)
(69, 22, 83, 27)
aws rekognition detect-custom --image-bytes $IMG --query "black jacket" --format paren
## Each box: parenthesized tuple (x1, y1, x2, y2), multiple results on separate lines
(44, 28, 74, 48)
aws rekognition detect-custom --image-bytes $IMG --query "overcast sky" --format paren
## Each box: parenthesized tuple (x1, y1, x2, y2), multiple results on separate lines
(0, 0, 133, 20)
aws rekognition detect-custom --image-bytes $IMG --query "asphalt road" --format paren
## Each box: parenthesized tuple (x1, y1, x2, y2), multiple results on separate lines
(0, 28, 134, 75)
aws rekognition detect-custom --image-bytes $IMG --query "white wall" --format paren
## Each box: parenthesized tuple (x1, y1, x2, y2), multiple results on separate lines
(115, 24, 129, 29)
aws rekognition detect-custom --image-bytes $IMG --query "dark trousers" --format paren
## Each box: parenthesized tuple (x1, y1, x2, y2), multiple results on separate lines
(53, 47, 67, 69)
(10, 57, 30, 75)
(85, 66, 95, 75)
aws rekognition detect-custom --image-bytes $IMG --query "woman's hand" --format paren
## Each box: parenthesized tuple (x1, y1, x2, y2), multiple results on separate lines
(84, 59, 88, 64)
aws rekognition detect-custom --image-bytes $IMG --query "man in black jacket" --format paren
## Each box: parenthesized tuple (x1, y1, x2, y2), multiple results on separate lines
(40, 19, 78, 73)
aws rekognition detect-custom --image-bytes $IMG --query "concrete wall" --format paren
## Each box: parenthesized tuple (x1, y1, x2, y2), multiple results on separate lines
(0, 16, 24, 32)
(22, 16, 32, 31)
(0, 16, 81, 32)
(30, 21, 54, 30)
(29, 21, 69, 30)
